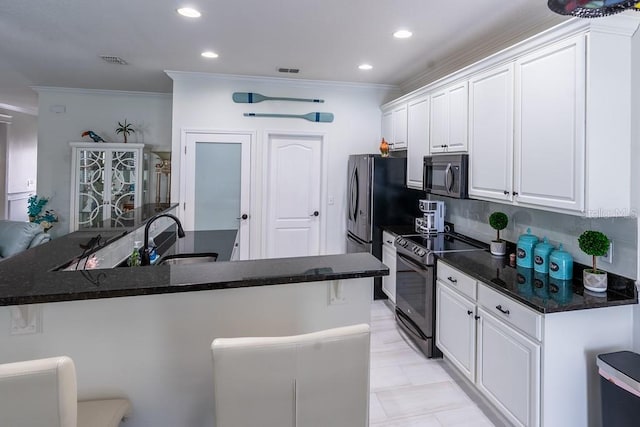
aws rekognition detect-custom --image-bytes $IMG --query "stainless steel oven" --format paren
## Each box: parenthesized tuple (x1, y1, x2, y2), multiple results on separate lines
(395, 250, 439, 358)
(394, 232, 484, 358)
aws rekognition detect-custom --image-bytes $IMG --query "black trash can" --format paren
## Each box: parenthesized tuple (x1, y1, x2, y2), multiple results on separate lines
(597, 351, 640, 427)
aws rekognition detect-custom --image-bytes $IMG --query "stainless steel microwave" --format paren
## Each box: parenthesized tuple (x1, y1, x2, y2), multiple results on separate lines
(423, 154, 469, 199)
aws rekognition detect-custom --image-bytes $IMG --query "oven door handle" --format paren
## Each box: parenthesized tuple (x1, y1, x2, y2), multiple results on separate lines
(396, 252, 430, 279)
(396, 310, 428, 341)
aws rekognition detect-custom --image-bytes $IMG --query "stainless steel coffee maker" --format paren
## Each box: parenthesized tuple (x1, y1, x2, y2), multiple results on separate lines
(415, 200, 445, 234)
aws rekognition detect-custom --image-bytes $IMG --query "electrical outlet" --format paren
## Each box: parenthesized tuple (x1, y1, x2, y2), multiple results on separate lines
(600, 241, 613, 264)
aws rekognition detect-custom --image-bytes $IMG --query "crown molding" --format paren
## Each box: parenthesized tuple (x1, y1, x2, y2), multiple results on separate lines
(31, 86, 171, 99)
(165, 70, 397, 91)
(0, 103, 37, 116)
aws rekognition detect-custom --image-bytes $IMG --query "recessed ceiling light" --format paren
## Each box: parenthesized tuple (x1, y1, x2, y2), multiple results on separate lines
(393, 30, 413, 39)
(358, 64, 373, 70)
(201, 51, 219, 58)
(177, 7, 201, 18)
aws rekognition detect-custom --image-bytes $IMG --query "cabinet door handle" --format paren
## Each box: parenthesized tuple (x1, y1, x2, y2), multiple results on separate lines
(475, 315, 481, 320)
(386, 240, 394, 244)
(503, 190, 509, 195)
(447, 276, 457, 284)
(512, 191, 519, 196)
(495, 305, 510, 315)
(467, 310, 473, 316)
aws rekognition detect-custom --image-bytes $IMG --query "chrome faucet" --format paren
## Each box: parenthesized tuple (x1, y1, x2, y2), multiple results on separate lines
(141, 213, 186, 266)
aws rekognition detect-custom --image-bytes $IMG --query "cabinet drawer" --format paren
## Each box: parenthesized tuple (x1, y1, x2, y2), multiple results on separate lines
(437, 261, 477, 300)
(382, 231, 396, 248)
(477, 283, 542, 341)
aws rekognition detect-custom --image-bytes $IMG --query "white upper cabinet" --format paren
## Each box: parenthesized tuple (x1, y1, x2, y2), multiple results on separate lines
(381, 105, 407, 151)
(430, 81, 468, 153)
(381, 110, 393, 145)
(469, 64, 514, 202)
(406, 96, 429, 189)
(514, 35, 585, 212)
(392, 105, 408, 150)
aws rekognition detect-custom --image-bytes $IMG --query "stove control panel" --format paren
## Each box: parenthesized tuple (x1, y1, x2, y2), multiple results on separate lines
(395, 237, 408, 248)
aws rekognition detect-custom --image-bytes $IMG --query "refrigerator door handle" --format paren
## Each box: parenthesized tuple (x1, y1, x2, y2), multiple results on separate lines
(349, 166, 359, 220)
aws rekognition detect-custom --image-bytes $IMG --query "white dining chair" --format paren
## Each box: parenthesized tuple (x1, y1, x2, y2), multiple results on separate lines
(0, 356, 131, 427)
(211, 323, 370, 427)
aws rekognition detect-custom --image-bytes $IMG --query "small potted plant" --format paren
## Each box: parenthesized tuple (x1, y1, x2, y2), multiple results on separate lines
(578, 230, 610, 292)
(115, 119, 135, 143)
(489, 211, 508, 256)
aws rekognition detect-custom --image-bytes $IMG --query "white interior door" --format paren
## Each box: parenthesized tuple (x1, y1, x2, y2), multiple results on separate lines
(183, 131, 251, 259)
(265, 133, 323, 258)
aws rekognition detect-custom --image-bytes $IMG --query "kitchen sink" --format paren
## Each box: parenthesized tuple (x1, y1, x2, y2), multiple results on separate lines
(157, 252, 218, 266)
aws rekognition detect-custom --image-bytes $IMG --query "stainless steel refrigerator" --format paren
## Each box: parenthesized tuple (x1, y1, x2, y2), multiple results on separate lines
(346, 154, 423, 299)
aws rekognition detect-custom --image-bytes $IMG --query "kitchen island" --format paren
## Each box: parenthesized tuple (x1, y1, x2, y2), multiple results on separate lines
(0, 207, 386, 427)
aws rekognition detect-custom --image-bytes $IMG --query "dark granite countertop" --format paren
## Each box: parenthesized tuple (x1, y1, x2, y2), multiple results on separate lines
(436, 249, 637, 314)
(0, 221, 387, 306)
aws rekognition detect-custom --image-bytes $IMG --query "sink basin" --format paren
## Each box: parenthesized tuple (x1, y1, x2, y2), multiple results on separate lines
(158, 253, 218, 266)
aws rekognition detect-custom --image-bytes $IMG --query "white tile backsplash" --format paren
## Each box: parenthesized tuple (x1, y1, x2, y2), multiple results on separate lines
(432, 196, 637, 279)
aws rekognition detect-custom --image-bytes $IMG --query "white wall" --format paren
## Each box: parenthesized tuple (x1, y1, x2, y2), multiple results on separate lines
(35, 87, 172, 236)
(168, 72, 397, 258)
(632, 20, 640, 354)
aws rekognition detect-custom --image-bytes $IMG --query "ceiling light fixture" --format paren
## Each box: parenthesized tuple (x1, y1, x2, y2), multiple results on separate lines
(358, 64, 373, 70)
(547, 0, 639, 18)
(393, 30, 413, 39)
(201, 51, 219, 58)
(177, 7, 201, 18)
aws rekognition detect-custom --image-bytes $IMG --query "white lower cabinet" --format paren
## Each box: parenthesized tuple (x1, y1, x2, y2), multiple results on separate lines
(436, 259, 634, 426)
(381, 231, 397, 303)
(476, 307, 540, 427)
(437, 260, 540, 426)
(436, 282, 476, 381)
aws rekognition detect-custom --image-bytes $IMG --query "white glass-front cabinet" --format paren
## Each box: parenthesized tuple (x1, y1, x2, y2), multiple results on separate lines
(430, 81, 468, 153)
(381, 231, 397, 303)
(69, 142, 145, 231)
(406, 96, 429, 189)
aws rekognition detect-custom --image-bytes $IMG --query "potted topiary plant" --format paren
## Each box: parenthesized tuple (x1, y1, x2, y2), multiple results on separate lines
(489, 211, 508, 256)
(489, 212, 509, 255)
(578, 230, 610, 292)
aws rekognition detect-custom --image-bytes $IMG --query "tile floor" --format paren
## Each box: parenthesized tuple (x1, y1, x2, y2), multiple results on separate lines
(369, 300, 504, 427)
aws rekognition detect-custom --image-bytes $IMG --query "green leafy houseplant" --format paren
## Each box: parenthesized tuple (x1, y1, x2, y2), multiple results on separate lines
(578, 230, 609, 274)
(27, 195, 58, 231)
(115, 119, 135, 143)
(488, 212, 508, 256)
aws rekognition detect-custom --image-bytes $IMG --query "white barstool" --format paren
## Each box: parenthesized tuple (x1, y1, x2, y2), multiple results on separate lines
(211, 323, 370, 427)
(0, 356, 131, 427)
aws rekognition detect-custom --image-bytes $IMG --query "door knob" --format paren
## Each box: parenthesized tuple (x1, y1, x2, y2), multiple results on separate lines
(236, 214, 248, 220)
(310, 211, 319, 217)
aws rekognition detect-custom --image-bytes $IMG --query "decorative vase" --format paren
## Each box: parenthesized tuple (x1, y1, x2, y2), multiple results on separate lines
(379, 138, 389, 157)
(583, 270, 607, 293)
(490, 240, 507, 256)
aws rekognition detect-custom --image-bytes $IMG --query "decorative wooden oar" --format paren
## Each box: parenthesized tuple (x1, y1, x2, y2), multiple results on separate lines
(233, 92, 324, 104)
(243, 112, 334, 123)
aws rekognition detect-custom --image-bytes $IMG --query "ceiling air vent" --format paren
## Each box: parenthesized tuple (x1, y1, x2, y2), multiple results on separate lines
(278, 68, 300, 74)
(100, 55, 128, 65)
